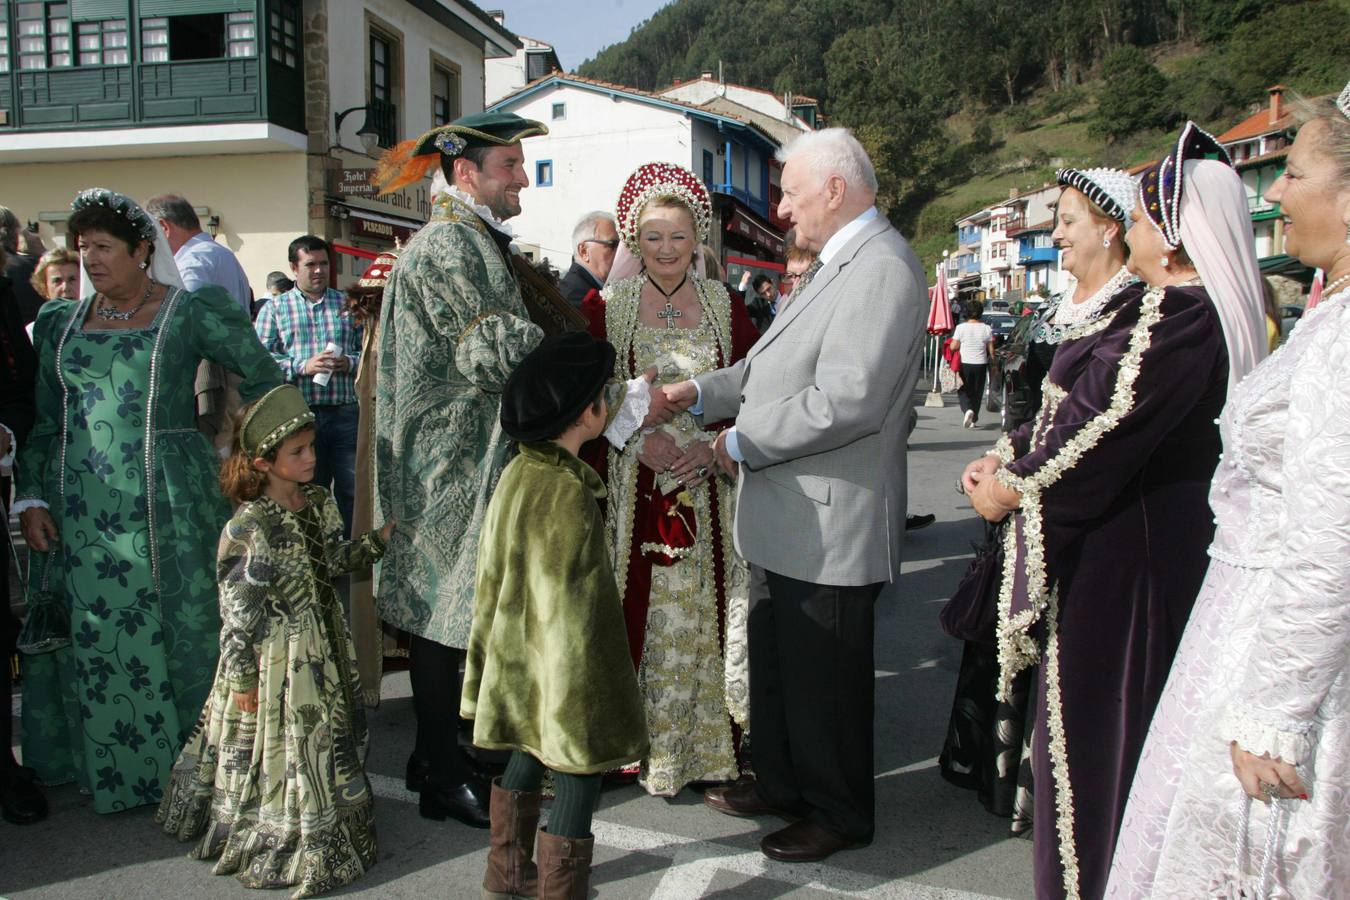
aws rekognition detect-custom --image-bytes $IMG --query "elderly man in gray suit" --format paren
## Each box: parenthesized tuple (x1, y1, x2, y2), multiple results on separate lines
(665, 127, 925, 863)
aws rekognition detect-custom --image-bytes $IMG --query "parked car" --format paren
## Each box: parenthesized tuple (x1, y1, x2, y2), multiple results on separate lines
(984, 313, 1019, 344)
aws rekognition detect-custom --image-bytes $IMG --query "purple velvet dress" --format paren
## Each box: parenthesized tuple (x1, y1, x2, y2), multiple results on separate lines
(990, 283, 1227, 899)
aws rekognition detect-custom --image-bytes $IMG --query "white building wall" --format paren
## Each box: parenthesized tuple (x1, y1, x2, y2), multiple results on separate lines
(328, 0, 488, 150)
(500, 85, 694, 269)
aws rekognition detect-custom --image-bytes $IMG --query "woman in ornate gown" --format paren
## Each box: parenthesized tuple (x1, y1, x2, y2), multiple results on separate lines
(581, 163, 759, 796)
(961, 124, 1267, 899)
(939, 167, 1139, 834)
(16, 189, 283, 813)
(1108, 88, 1350, 900)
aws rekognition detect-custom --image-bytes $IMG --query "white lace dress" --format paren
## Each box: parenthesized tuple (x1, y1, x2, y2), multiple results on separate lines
(1106, 289, 1350, 899)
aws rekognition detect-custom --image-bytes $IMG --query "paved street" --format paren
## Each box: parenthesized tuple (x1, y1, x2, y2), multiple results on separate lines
(3, 386, 1034, 900)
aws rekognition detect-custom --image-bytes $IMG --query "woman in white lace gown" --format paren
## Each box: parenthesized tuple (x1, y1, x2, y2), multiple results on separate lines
(1107, 87, 1350, 900)
(580, 163, 759, 796)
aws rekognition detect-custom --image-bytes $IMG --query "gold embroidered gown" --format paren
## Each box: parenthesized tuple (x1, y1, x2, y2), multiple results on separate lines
(585, 274, 759, 796)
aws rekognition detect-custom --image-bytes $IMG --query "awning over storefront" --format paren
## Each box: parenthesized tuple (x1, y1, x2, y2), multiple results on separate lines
(341, 206, 423, 243)
(725, 207, 785, 257)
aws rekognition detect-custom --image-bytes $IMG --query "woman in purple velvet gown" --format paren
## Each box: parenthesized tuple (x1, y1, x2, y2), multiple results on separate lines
(961, 123, 1267, 900)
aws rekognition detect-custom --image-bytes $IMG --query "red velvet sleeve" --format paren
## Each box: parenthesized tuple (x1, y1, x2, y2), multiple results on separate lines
(581, 289, 606, 339)
(728, 292, 760, 363)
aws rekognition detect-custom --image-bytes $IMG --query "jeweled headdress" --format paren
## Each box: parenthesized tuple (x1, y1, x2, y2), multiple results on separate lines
(1137, 121, 1232, 251)
(356, 250, 398, 289)
(1337, 79, 1350, 121)
(615, 162, 713, 254)
(70, 188, 156, 243)
(1055, 167, 1137, 222)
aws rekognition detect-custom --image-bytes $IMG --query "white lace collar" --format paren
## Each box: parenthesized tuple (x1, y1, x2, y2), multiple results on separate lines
(431, 173, 515, 240)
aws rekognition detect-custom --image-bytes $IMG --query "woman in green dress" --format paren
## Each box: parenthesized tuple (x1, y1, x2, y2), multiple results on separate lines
(15, 188, 283, 813)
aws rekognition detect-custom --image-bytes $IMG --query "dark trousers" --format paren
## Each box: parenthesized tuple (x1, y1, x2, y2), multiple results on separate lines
(408, 634, 472, 784)
(311, 402, 358, 537)
(748, 564, 882, 842)
(958, 363, 988, 421)
(2, 494, 18, 772)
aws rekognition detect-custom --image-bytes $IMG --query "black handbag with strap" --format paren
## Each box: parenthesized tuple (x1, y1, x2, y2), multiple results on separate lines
(938, 522, 1006, 646)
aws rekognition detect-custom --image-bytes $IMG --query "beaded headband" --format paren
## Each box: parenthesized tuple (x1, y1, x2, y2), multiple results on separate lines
(1338, 79, 1350, 122)
(1137, 121, 1232, 251)
(1056, 167, 1136, 223)
(240, 385, 315, 458)
(615, 162, 713, 254)
(70, 188, 157, 244)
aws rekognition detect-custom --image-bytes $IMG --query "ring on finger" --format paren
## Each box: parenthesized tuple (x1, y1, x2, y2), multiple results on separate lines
(1259, 780, 1281, 799)
(697, 466, 709, 478)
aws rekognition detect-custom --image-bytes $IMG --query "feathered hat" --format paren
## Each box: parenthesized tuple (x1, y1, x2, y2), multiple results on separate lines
(615, 162, 713, 254)
(372, 111, 548, 195)
(1137, 121, 1232, 250)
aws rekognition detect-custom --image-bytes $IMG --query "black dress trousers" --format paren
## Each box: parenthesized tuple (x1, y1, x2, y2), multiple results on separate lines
(747, 563, 883, 842)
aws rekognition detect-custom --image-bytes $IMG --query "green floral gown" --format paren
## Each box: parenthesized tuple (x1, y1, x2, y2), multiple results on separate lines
(16, 286, 283, 813)
(157, 485, 385, 899)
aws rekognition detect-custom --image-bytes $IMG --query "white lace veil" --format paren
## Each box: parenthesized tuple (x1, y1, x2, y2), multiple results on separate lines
(1178, 159, 1267, 395)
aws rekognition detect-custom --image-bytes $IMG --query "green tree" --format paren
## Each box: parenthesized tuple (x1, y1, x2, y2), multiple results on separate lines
(1091, 45, 1171, 141)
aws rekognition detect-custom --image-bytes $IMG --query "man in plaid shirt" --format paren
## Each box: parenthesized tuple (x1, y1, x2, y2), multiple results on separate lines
(254, 234, 362, 533)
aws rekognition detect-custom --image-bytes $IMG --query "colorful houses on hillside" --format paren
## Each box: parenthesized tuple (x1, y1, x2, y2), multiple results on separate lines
(945, 85, 1308, 305)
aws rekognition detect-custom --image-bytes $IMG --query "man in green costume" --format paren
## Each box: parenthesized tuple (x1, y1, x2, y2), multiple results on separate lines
(372, 113, 667, 828)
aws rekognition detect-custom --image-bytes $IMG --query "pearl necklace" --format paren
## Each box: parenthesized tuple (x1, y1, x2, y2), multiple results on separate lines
(1323, 272, 1350, 298)
(1053, 266, 1133, 326)
(96, 278, 156, 322)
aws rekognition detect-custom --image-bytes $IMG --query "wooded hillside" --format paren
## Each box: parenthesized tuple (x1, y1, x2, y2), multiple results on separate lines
(578, 0, 1349, 265)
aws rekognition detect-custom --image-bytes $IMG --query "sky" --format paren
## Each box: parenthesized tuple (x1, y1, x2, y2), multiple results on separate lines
(486, 0, 673, 71)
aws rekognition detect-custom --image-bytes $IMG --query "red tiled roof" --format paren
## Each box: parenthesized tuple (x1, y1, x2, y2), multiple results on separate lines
(1217, 107, 1295, 143)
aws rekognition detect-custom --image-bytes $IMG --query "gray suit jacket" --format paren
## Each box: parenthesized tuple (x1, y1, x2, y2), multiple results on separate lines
(696, 215, 925, 586)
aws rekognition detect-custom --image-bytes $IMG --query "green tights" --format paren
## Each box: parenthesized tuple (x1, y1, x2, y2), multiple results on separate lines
(500, 751, 601, 839)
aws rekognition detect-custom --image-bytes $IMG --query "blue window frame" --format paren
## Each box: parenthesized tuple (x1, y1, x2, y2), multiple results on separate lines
(536, 159, 553, 187)
(702, 149, 714, 186)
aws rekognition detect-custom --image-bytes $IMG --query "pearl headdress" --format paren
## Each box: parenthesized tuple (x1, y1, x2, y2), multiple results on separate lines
(615, 162, 713, 254)
(71, 188, 157, 244)
(1137, 121, 1232, 251)
(1055, 167, 1137, 222)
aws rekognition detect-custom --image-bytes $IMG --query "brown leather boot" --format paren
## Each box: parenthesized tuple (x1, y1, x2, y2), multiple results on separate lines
(536, 829, 594, 900)
(481, 779, 542, 899)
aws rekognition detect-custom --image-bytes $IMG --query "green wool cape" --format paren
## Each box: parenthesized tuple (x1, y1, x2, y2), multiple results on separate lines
(460, 441, 648, 775)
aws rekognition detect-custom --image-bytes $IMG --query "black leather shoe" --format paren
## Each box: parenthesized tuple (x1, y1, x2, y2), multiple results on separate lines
(905, 513, 936, 531)
(418, 775, 491, 828)
(405, 753, 431, 792)
(703, 780, 798, 821)
(1, 767, 49, 825)
(760, 820, 868, 863)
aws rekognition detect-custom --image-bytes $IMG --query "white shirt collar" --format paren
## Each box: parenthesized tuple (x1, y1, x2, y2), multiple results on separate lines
(818, 207, 878, 266)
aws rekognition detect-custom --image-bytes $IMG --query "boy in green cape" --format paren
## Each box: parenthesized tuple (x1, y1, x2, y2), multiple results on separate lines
(462, 332, 648, 899)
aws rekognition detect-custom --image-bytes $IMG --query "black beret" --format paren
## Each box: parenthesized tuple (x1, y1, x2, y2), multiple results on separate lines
(501, 333, 617, 441)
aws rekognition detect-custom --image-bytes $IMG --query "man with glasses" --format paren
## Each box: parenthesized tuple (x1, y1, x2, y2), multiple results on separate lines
(560, 210, 619, 307)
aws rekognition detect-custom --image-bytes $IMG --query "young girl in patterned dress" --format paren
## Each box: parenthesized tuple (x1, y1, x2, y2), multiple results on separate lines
(156, 385, 394, 899)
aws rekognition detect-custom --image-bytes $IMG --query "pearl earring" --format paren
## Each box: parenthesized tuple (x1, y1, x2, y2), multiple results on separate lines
(1160, 256, 1169, 268)
(138, 260, 148, 270)
(1102, 237, 1111, 249)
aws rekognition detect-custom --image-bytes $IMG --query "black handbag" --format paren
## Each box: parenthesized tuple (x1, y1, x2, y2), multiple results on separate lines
(938, 522, 1006, 646)
(16, 549, 70, 655)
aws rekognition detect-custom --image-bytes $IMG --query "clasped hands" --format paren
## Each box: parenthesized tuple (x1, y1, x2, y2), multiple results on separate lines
(961, 455, 1022, 523)
(637, 375, 736, 478)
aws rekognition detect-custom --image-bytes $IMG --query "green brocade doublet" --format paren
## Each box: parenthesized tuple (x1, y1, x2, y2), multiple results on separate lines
(461, 442, 647, 775)
(374, 194, 543, 648)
